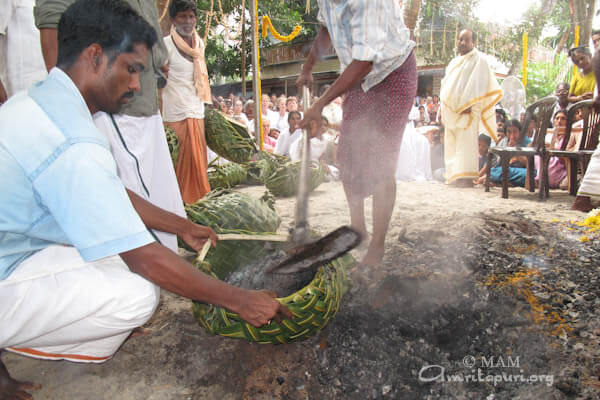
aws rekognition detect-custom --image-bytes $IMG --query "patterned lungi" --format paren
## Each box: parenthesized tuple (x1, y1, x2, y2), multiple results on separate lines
(339, 52, 417, 198)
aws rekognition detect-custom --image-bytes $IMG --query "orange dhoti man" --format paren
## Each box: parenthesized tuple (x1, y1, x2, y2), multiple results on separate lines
(164, 119, 210, 203)
(162, 24, 212, 204)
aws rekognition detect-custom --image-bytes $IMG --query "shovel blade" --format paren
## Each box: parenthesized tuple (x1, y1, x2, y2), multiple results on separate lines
(265, 226, 362, 275)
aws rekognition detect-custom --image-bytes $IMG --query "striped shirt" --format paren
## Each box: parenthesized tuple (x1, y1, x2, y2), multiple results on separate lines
(317, 0, 415, 92)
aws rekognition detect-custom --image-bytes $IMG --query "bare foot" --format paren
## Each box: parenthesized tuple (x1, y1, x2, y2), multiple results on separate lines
(572, 196, 594, 213)
(361, 243, 385, 266)
(0, 353, 41, 400)
(129, 327, 152, 338)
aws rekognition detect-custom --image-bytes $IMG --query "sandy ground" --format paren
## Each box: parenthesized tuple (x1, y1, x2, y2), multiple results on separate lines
(2, 181, 589, 399)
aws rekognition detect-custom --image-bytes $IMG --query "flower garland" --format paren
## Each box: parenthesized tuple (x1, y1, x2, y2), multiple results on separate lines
(521, 32, 528, 88)
(261, 15, 302, 42)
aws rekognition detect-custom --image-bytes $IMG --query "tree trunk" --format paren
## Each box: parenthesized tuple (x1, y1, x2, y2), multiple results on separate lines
(572, 0, 596, 46)
(554, 29, 570, 62)
(403, 0, 422, 40)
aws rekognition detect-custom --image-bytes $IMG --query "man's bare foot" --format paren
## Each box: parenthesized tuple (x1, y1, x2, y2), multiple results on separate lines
(129, 327, 152, 338)
(361, 243, 385, 266)
(572, 196, 594, 213)
(0, 353, 41, 400)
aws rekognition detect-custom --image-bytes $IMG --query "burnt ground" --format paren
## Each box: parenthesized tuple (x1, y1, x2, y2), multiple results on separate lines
(3, 183, 600, 399)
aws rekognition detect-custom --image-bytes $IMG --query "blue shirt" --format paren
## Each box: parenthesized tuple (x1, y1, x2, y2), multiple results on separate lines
(0, 68, 154, 279)
(317, 0, 415, 92)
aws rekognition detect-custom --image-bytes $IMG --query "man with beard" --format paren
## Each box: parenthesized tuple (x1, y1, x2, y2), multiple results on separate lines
(162, 0, 212, 204)
(0, 1, 290, 398)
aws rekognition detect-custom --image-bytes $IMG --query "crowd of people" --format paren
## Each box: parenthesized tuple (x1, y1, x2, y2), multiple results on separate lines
(3, 0, 600, 397)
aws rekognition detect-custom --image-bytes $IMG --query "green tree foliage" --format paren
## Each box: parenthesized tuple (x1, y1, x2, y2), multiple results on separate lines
(525, 54, 569, 103)
(195, 0, 319, 81)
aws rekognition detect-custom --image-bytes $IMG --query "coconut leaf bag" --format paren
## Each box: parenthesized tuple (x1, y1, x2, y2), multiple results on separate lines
(184, 190, 281, 278)
(266, 160, 327, 197)
(193, 251, 354, 344)
(204, 109, 257, 164)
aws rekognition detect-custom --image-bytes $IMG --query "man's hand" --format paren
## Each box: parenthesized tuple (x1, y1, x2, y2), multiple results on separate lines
(161, 63, 169, 79)
(299, 101, 324, 129)
(296, 66, 313, 92)
(234, 290, 293, 327)
(179, 220, 218, 252)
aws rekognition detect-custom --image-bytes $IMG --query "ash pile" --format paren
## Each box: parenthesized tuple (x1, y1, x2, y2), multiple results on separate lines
(314, 212, 600, 400)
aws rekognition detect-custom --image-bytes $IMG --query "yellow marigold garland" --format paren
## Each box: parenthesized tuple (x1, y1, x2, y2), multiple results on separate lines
(261, 15, 302, 42)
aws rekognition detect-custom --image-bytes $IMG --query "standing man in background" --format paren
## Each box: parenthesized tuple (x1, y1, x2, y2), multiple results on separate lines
(162, 0, 212, 204)
(440, 28, 501, 187)
(298, 0, 417, 267)
(0, 0, 47, 104)
(35, 0, 186, 252)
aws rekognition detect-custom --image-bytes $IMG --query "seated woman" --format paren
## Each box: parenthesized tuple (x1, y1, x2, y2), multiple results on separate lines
(274, 111, 302, 157)
(489, 119, 529, 187)
(535, 110, 568, 189)
(568, 46, 595, 104)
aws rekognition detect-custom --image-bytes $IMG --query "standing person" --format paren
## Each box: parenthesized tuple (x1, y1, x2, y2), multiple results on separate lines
(440, 28, 502, 187)
(298, 0, 417, 266)
(0, 0, 47, 104)
(428, 94, 440, 122)
(0, 1, 290, 398)
(162, 0, 211, 204)
(35, 0, 186, 253)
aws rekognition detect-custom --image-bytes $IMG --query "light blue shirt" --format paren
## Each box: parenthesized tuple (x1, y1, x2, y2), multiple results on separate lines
(0, 68, 154, 279)
(317, 0, 415, 92)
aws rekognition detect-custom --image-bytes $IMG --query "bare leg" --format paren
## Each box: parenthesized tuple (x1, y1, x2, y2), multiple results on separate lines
(0, 350, 41, 400)
(342, 180, 367, 239)
(572, 195, 594, 212)
(363, 177, 396, 266)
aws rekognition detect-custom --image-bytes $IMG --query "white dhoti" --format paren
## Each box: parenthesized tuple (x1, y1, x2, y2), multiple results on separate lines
(440, 48, 501, 184)
(396, 122, 433, 182)
(93, 112, 186, 253)
(0, 246, 159, 362)
(443, 103, 482, 183)
(578, 146, 600, 197)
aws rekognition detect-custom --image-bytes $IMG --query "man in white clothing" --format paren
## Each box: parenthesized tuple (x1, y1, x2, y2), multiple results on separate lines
(0, 0, 47, 104)
(440, 29, 501, 187)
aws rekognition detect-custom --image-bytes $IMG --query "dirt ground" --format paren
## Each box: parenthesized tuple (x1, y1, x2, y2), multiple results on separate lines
(4, 181, 598, 399)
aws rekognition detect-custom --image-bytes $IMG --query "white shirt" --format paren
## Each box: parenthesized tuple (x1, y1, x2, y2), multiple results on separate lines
(322, 102, 342, 129)
(162, 35, 205, 121)
(317, 0, 415, 92)
(270, 111, 289, 135)
(274, 128, 302, 157)
(232, 112, 250, 129)
(0, 0, 47, 98)
(289, 135, 329, 163)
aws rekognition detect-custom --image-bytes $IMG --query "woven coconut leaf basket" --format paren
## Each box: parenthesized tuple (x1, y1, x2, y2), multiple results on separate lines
(204, 108, 257, 164)
(192, 252, 354, 344)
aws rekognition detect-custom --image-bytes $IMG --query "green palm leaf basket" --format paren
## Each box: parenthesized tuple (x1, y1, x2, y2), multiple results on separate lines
(208, 162, 248, 190)
(204, 108, 258, 164)
(245, 151, 289, 185)
(192, 252, 354, 344)
(184, 190, 281, 278)
(265, 160, 327, 197)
